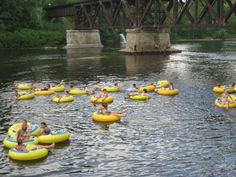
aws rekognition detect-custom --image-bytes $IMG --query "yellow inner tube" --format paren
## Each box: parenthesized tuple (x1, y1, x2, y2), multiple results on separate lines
(214, 98, 236, 108)
(34, 90, 54, 95)
(69, 89, 89, 95)
(17, 84, 34, 90)
(213, 86, 234, 93)
(8, 144, 48, 161)
(52, 96, 74, 103)
(51, 85, 65, 92)
(16, 93, 34, 100)
(228, 94, 236, 102)
(157, 89, 179, 96)
(103, 87, 120, 92)
(156, 80, 170, 88)
(130, 94, 151, 100)
(38, 130, 71, 144)
(8, 123, 40, 137)
(92, 112, 121, 122)
(4, 136, 38, 149)
(139, 85, 156, 92)
(90, 96, 113, 104)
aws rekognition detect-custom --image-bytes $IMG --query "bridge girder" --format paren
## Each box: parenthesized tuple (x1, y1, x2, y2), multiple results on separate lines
(45, 0, 236, 29)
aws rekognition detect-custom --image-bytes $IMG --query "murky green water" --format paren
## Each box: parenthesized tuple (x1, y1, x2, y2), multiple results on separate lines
(0, 40, 236, 177)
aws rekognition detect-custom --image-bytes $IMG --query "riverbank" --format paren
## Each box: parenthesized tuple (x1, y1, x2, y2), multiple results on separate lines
(0, 28, 235, 49)
(172, 38, 236, 43)
(0, 29, 65, 49)
(171, 28, 236, 41)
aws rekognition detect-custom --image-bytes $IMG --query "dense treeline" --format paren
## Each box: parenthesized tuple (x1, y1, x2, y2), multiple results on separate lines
(0, 0, 77, 48)
(171, 28, 236, 41)
(0, 0, 235, 48)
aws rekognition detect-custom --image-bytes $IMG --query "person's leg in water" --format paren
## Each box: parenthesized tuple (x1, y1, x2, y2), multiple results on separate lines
(225, 100, 229, 109)
(222, 97, 229, 109)
(31, 142, 55, 150)
(111, 109, 128, 117)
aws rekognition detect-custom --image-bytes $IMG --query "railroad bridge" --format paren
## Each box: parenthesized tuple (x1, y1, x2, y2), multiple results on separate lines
(45, 0, 236, 52)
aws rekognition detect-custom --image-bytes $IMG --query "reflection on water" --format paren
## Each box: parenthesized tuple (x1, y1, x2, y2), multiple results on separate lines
(0, 41, 236, 177)
(66, 48, 103, 59)
(124, 55, 169, 76)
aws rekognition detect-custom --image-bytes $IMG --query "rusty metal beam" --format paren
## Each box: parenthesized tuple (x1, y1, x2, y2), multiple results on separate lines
(203, 0, 219, 22)
(73, 23, 236, 30)
(112, 1, 122, 26)
(160, 0, 174, 24)
(173, 0, 179, 23)
(81, 5, 93, 28)
(176, 0, 195, 24)
(99, 1, 113, 27)
(121, 0, 136, 26)
(198, 0, 216, 23)
(225, 2, 236, 23)
(139, 0, 154, 26)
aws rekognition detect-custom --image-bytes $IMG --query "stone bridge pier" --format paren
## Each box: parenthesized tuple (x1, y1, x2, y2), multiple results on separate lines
(65, 30, 103, 48)
(65, 28, 178, 54)
(120, 28, 172, 54)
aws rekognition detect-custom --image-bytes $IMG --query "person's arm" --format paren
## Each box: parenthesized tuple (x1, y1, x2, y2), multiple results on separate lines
(27, 126, 31, 131)
(16, 130, 20, 137)
(96, 104, 103, 113)
(57, 96, 62, 102)
(102, 93, 108, 101)
(95, 93, 102, 101)
(57, 80, 64, 87)
(94, 85, 101, 91)
(101, 107, 107, 114)
(37, 129, 44, 136)
(23, 133, 33, 138)
(218, 95, 222, 100)
(129, 92, 138, 96)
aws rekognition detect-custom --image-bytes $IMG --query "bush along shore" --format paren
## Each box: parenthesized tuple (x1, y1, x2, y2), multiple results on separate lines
(0, 29, 65, 49)
(0, 28, 235, 49)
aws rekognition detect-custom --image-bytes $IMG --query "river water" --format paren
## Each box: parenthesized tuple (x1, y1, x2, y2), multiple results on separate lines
(0, 40, 236, 177)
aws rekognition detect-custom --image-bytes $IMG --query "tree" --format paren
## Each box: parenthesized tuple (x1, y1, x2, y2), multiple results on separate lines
(0, 0, 40, 31)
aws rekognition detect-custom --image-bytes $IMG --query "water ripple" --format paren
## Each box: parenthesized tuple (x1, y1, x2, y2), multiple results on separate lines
(0, 41, 236, 176)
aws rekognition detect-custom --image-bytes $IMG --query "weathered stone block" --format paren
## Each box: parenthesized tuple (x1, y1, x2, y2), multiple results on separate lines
(125, 29, 170, 51)
(66, 30, 103, 48)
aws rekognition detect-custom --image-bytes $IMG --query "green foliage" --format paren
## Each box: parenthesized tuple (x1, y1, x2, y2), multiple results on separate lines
(0, 0, 41, 31)
(42, 0, 81, 6)
(171, 28, 235, 41)
(0, 0, 74, 48)
(41, 17, 74, 32)
(100, 29, 126, 44)
(214, 29, 226, 39)
(0, 29, 65, 48)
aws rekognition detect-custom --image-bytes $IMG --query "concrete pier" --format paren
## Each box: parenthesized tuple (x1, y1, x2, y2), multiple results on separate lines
(119, 28, 180, 55)
(65, 30, 103, 48)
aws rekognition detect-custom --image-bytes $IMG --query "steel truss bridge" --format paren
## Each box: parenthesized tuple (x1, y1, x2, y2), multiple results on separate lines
(45, 0, 236, 29)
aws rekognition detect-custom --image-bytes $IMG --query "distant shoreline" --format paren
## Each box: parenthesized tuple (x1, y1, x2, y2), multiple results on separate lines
(172, 38, 236, 42)
(0, 38, 235, 50)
